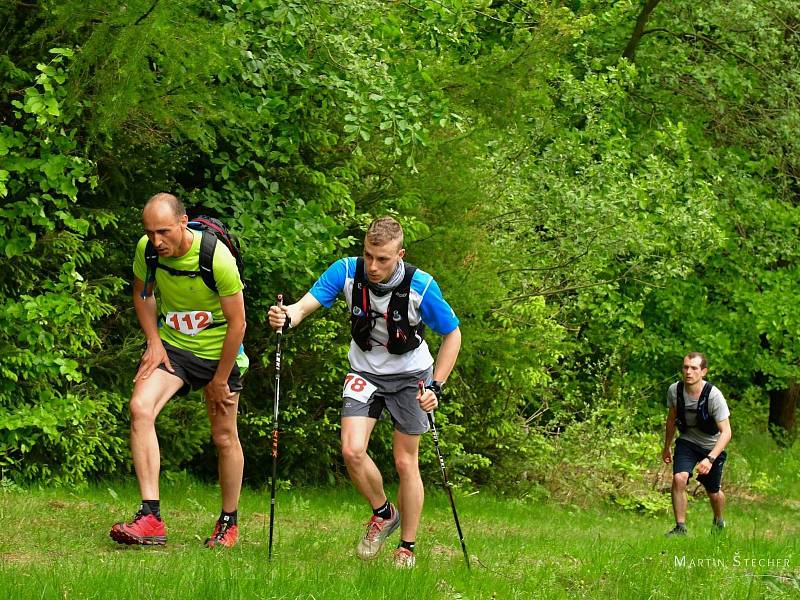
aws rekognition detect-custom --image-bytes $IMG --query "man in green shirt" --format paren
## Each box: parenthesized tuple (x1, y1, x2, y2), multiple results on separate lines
(110, 193, 247, 548)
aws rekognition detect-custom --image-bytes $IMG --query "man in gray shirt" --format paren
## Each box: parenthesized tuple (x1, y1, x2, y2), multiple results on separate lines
(662, 352, 732, 535)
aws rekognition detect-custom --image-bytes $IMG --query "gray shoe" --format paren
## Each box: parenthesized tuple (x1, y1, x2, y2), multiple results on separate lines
(712, 518, 726, 532)
(356, 504, 400, 560)
(667, 524, 687, 536)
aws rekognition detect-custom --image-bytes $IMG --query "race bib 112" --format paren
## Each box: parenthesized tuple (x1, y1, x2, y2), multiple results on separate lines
(164, 311, 213, 336)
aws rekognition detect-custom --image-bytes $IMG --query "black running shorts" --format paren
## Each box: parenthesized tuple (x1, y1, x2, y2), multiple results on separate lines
(153, 340, 243, 397)
(673, 437, 727, 493)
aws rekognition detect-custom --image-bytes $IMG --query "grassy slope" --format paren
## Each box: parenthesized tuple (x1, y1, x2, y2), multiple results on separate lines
(1, 474, 798, 600)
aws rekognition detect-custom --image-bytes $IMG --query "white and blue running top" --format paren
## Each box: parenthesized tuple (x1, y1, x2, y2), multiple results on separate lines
(310, 257, 459, 375)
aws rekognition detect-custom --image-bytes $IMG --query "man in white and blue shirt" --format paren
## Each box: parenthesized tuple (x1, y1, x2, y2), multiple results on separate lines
(268, 216, 461, 567)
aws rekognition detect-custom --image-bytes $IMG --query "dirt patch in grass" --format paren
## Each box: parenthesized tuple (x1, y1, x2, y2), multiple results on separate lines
(0, 551, 40, 567)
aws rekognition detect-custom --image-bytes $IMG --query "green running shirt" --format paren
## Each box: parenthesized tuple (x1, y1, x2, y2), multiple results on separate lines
(133, 232, 246, 364)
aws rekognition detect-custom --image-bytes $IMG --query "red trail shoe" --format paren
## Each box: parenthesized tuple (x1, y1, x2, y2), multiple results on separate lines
(110, 507, 167, 545)
(205, 520, 239, 548)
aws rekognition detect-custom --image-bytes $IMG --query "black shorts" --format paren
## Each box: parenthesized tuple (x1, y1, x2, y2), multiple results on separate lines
(153, 340, 243, 397)
(673, 438, 727, 493)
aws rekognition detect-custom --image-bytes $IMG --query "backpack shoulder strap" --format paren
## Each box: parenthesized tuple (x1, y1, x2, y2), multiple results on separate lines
(199, 230, 218, 293)
(351, 257, 369, 313)
(400, 263, 416, 289)
(354, 257, 366, 284)
(141, 240, 160, 298)
(676, 381, 686, 424)
(350, 257, 372, 350)
(698, 381, 719, 433)
(388, 264, 416, 318)
(698, 381, 713, 418)
(699, 382, 713, 404)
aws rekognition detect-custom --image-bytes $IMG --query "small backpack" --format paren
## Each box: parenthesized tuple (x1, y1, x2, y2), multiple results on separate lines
(141, 216, 243, 298)
(675, 381, 719, 435)
(349, 257, 425, 355)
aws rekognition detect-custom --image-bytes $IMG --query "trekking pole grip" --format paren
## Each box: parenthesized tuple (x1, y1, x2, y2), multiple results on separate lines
(420, 379, 436, 424)
(277, 294, 284, 334)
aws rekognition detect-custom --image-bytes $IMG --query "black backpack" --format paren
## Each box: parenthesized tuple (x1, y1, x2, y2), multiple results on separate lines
(141, 216, 243, 298)
(350, 257, 425, 355)
(675, 381, 719, 435)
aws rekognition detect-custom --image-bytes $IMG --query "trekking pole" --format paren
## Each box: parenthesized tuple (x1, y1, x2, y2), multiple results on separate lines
(268, 294, 285, 561)
(420, 381, 470, 569)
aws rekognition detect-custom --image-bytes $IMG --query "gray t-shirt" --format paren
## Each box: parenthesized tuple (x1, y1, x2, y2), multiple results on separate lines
(667, 381, 730, 451)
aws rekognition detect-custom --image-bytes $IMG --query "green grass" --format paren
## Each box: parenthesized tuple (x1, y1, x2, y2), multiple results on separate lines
(1, 476, 798, 599)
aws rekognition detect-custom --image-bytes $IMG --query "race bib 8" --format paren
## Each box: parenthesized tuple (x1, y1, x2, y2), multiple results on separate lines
(342, 372, 378, 404)
(164, 311, 213, 336)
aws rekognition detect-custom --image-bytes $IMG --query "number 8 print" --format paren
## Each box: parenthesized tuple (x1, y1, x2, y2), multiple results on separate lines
(344, 374, 367, 392)
(341, 372, 377, 403)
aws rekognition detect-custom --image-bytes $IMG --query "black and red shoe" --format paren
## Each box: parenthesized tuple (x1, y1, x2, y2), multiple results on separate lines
(204, 520, 239, 548)
(110, 508, 167, 545)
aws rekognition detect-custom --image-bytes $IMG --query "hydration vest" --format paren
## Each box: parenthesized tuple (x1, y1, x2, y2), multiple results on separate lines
(675, 381, 719, 435)
(350, 258, 425, 354)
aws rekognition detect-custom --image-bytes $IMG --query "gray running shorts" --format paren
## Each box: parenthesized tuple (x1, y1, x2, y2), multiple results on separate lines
(341, 367, 433, 435)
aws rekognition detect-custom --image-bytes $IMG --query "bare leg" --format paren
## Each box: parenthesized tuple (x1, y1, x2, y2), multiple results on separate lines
(130, 369, 184, 501)
(708, 490, 725, 521)
(341, 417, 385, 508)
(671, 472, 690, 524)
(393, 430, 423, 542)
(206, 391, 243, 512)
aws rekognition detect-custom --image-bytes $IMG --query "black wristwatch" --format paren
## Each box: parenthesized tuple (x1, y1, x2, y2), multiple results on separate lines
(425, 380, 444, 400)
(706, 455, 716, 464)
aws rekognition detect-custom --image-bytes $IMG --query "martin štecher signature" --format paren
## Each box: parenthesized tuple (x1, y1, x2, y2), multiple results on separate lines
(674, 554, 792, 568)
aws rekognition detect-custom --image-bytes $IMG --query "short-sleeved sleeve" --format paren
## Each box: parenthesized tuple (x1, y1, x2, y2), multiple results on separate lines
(133, 235, 148, 281)
(418, 276, 459, 335)
(708, 387, 730, 422)
(212, 242, 244, 297)
(309, 258, 349, 308)
(667, 383, 677, 409)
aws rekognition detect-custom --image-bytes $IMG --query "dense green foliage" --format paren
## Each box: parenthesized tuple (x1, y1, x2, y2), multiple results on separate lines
(1, 0, 798, 496)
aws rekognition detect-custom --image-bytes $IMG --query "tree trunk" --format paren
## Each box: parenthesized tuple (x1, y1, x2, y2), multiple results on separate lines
(768, 382, 798, 445)
(622, 0, 663, 61)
